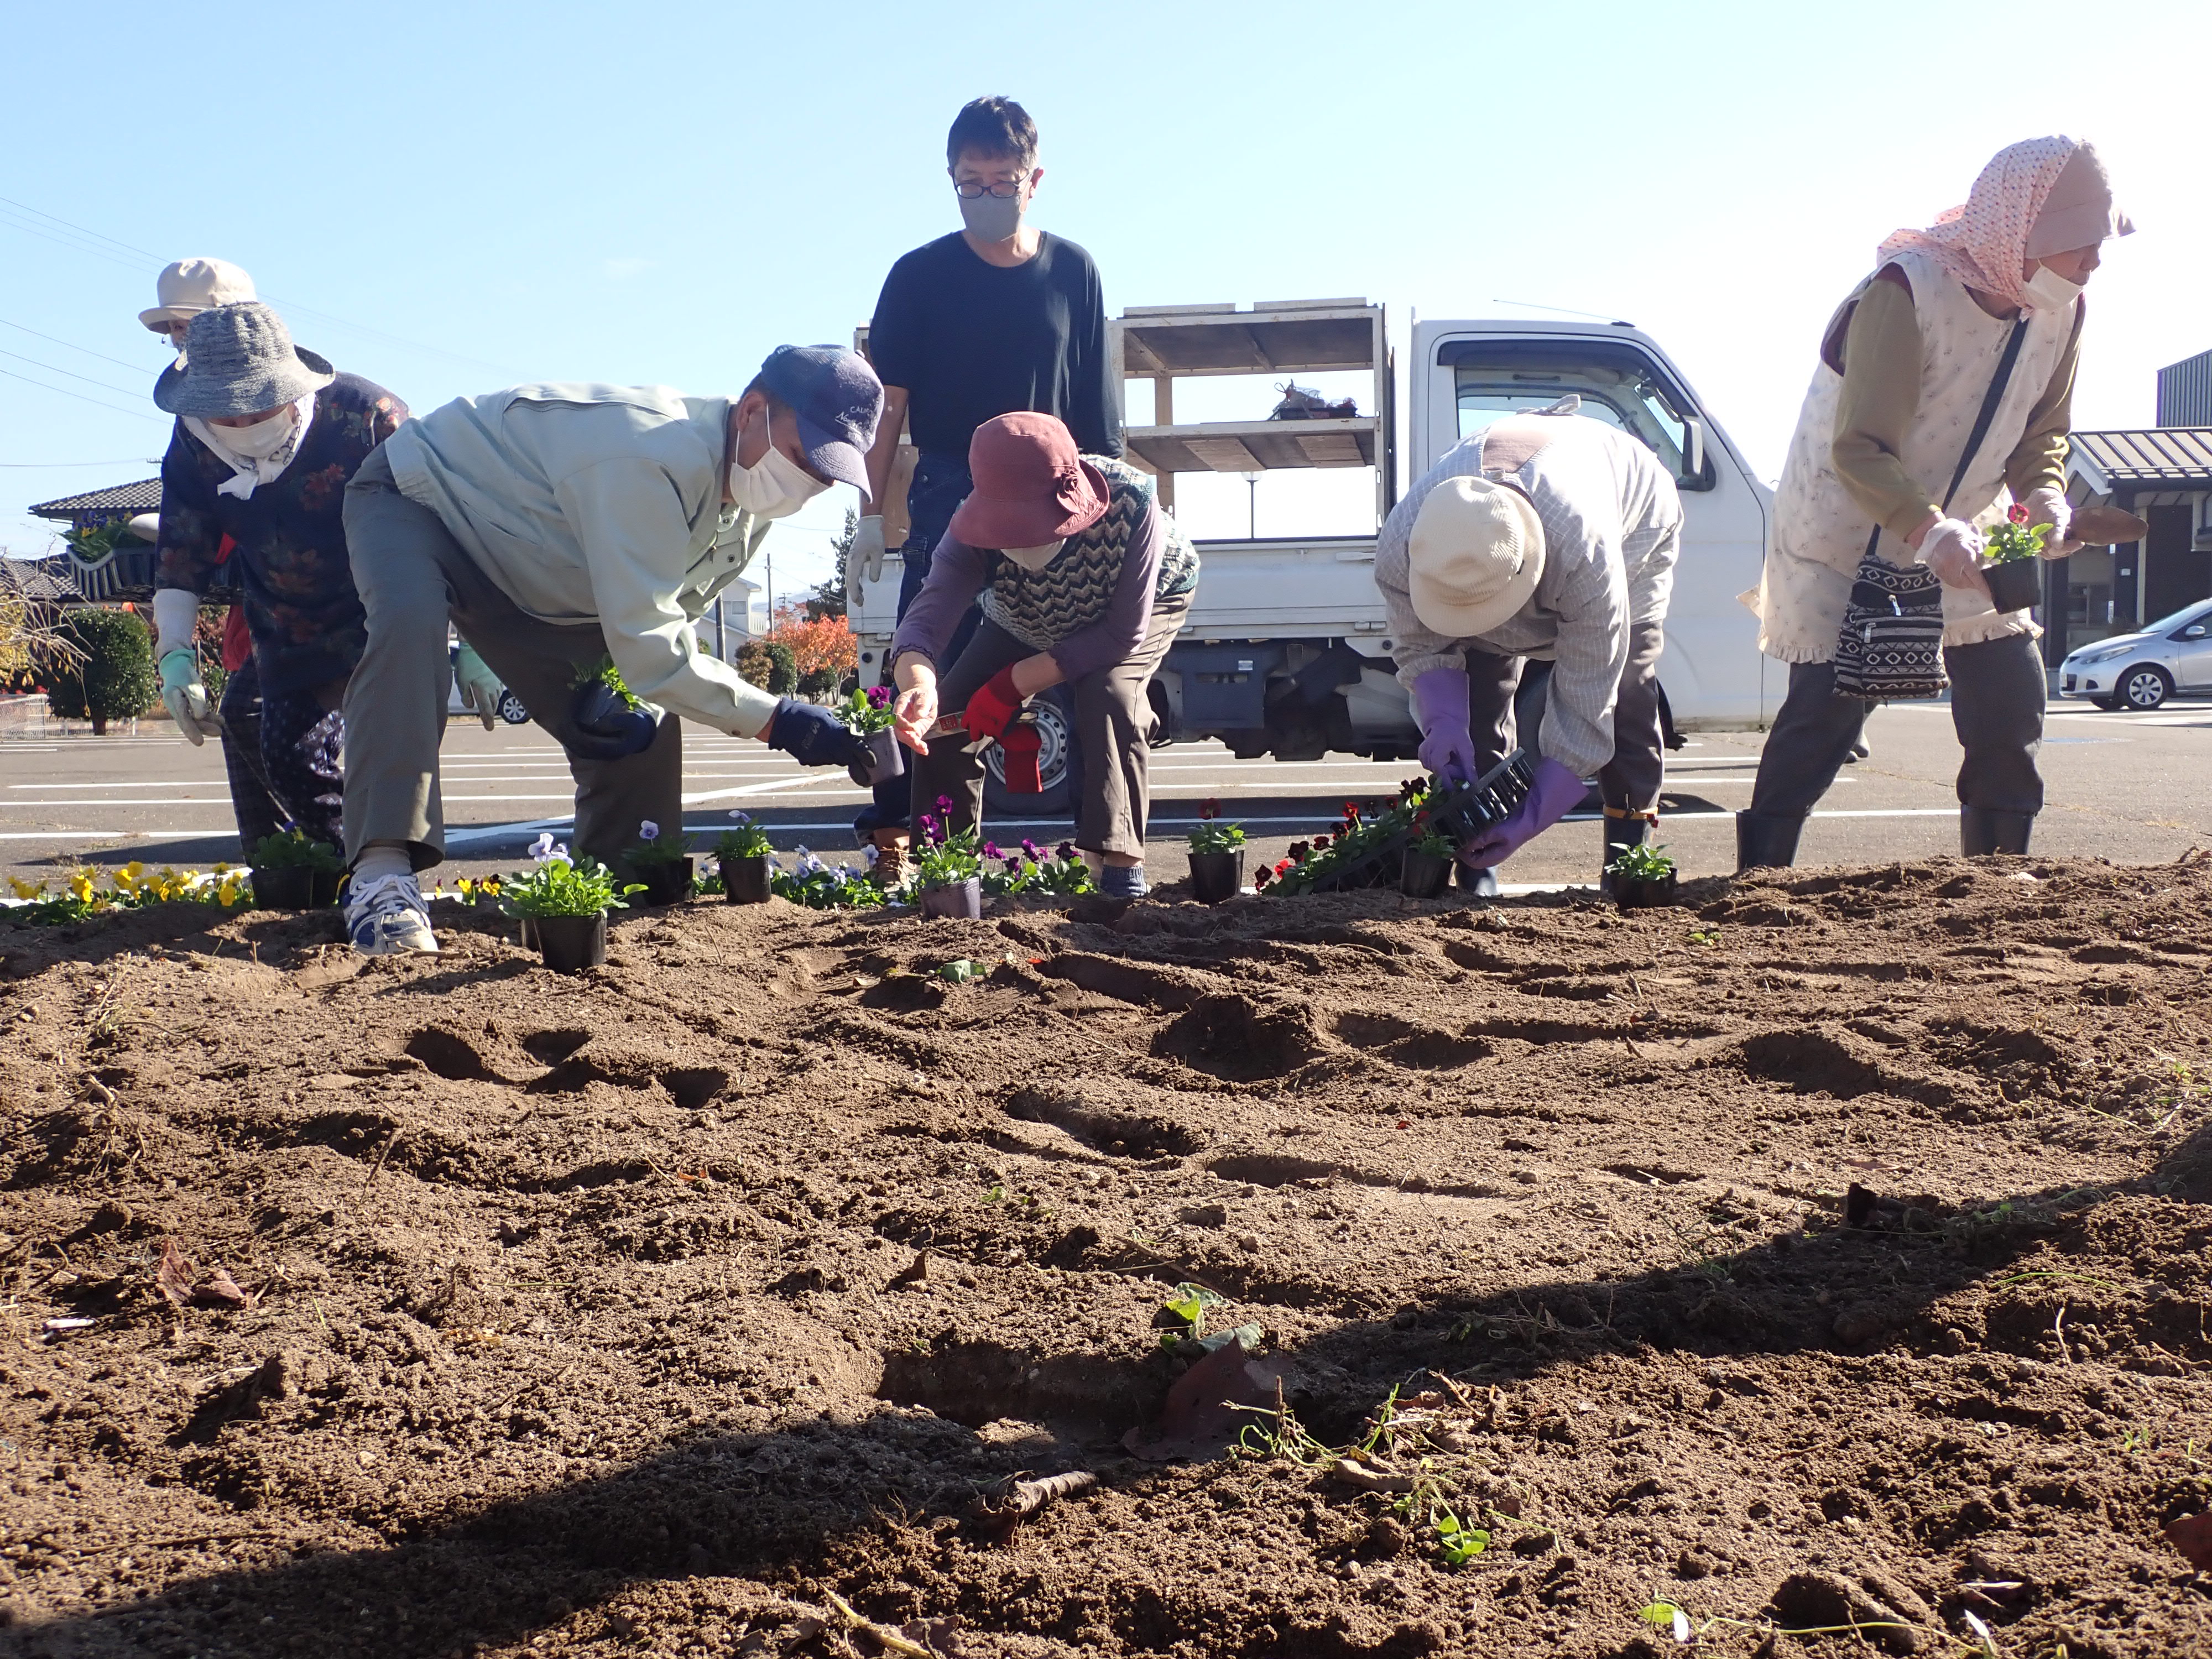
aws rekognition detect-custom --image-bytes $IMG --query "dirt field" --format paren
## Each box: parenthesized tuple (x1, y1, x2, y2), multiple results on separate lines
(3, 854, 2210, 1659)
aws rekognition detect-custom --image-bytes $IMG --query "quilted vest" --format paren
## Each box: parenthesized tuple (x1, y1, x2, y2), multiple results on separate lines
(980, 457, 1199, 651)
(1745, 247, 2074, 662)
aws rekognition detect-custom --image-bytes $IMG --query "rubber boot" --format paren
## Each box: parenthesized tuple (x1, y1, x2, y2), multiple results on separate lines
(1600, 808, 1656, 895)
(870, 827, 911, 888)
(1734, 811, 1803, 873)
(1960, 807, 2033, 857)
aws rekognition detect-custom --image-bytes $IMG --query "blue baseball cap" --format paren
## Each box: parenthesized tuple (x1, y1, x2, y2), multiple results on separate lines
(757, 344, 882, 491)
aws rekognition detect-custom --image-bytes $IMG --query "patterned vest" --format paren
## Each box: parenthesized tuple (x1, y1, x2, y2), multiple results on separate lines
(979, 456, 1199, 651)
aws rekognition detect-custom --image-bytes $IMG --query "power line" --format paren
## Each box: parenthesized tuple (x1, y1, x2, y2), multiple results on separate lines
(0, 315, 162, 374)
(0, 458, 163, 468)
(0, 346, 145, 399)
(0, 194, 523, 378)
(0, 366, 168, 423)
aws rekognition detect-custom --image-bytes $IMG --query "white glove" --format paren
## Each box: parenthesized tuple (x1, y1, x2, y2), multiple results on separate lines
(149, 588, 222, 745)
(2021, 486, 2077, 557)
(1915, 517, 1987, 593)
(158, 650, 221, 745)
(452, 641, 505, 732)
(851, 514, 887, 588)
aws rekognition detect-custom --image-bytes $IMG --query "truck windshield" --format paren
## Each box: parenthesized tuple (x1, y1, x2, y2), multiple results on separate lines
(1446, 340, 1702, 483)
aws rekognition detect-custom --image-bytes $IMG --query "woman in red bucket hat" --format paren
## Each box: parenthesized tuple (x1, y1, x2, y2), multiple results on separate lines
(888, 412, 1198, 899)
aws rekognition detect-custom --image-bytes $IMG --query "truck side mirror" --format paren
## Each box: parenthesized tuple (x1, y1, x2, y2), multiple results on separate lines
(1679, 417, 1705, 486)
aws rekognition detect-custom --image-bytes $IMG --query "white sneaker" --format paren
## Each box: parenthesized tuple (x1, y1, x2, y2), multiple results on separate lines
(346, 873, 439, 956)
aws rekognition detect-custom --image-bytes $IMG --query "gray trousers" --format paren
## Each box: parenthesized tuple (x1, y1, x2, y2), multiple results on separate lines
(1747, 633, 2045, 819)
(1467, 616, 1667, 812)
(339, 446, 684, 873)
(914, 592, 1189, 859)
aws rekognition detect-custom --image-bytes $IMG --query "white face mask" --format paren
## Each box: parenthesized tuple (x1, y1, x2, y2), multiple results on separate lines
(728, 403, 828, 520)
(204, 406, 296, 460)
(2022, 262, 2084, 313)
(1000, 538, 1065, 573)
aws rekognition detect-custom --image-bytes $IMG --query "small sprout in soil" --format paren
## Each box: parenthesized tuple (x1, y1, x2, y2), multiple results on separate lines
(1155, 1281, 1225, 1348)
(1686, 926, 1721, 947)
(938, 958, 979, 984)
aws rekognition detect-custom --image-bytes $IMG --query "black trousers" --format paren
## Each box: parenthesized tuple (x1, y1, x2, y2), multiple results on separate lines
(1747, 634, 2045, 820)
(1466, 617, 1668, 813)
(216, 655, 286, 853)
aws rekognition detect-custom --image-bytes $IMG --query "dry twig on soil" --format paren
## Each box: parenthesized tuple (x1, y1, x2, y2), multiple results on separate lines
(967, 1469, 1098, 1524)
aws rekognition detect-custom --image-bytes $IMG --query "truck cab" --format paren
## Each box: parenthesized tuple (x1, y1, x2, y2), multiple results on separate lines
(849, 301, 1772, 811)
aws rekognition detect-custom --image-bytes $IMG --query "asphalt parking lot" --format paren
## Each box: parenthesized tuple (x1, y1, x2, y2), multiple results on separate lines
(3, 696, 2209, 895)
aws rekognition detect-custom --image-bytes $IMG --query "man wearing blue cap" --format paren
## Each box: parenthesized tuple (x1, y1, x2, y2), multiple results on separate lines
(337, 346, 883, 956)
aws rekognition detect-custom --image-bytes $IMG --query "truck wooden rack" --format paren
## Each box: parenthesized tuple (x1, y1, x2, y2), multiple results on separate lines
(1110, 298, 1395, 523)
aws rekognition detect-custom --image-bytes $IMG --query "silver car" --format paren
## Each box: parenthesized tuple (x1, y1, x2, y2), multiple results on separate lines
(2058, 598, 2212, 711)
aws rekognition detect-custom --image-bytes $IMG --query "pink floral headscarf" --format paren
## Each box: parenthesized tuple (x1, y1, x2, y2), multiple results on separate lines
(1877, 135, 2078, 311)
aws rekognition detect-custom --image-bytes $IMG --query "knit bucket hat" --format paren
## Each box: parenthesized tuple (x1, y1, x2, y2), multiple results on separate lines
(154, 303, 333, 417)
(949, 413, 1110, 550)
(1407, 474, 1547, 638)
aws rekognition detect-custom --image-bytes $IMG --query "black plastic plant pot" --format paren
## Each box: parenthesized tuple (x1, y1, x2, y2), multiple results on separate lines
(1401, 848, 1454, 899)
(862, 728, 904, 785)
(534, 913, 607, 972)
(723, 854, 771, 905)
(1613, 873, 1679, 910)
(634, 858, 693, 906)
(310, 869, 345, 908)
(1982, 558, 2042, 614)
(251, 867, 314, 910)
(1188, 849, 1244, 905)
(918, 877, 982, 920)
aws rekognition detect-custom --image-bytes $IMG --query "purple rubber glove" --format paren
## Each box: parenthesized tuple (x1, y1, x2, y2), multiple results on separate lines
(1411, 667, 1478, 783)
(1460, 757, 1585, 868)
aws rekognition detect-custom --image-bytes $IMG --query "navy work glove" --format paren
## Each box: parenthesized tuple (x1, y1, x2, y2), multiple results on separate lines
(767, 698, 869, 769)
(566, 679, 659, 761)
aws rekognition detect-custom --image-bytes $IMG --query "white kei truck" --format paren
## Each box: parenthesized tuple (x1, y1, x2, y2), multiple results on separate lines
(849, 299, 1773, 815)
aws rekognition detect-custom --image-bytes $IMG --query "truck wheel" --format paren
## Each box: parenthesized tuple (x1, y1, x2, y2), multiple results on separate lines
(984, 687, 1078, 820)
(2119, 665, 2172, 711)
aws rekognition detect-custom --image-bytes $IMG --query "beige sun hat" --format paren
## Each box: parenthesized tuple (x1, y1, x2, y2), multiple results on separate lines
(140, 257, 257, 332)
(1407, 473, 1547, 638)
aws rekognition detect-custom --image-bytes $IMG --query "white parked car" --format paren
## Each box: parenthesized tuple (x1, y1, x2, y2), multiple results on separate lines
(2058, 598, 2212, 711)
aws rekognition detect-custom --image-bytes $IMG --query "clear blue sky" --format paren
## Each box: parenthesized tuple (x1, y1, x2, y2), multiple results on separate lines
(5, 0, 2206, 597)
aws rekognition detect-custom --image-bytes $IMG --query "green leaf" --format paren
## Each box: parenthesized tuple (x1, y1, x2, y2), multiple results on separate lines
(1639, 1602, 1682, 1627)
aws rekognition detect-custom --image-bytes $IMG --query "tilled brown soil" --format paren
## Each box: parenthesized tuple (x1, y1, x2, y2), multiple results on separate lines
(3, 855, 2211, 1658)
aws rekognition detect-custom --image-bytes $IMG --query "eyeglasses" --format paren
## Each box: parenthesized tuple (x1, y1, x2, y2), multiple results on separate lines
(952, 179, 1025, 200)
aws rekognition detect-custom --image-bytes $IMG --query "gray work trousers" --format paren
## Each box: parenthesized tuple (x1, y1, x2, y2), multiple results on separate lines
(1467, 616, 1667, 811)
(1747, 633, 2045, 819)
(913, 591, 1189, 859)
(339, 445, 685, 873)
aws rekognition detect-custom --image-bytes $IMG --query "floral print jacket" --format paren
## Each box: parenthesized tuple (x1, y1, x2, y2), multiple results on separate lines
(156, 373, 406, 693)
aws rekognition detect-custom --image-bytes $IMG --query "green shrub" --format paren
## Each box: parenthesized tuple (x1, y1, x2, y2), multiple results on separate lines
(736, 640, 797, 695)
(46, 607, 156, 734)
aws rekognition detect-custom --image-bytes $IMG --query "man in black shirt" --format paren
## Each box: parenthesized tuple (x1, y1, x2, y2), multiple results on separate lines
(851, 95, 1121, 872)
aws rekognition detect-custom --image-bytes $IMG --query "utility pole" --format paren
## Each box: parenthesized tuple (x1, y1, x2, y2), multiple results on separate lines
(1241, 471, 1260, 539)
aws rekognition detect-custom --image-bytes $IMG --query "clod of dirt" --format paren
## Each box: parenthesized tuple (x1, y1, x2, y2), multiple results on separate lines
(1769, 1571, 1926, 1655)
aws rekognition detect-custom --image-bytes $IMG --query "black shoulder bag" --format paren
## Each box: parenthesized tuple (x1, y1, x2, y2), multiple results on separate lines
(1831, 315, 2029, 702)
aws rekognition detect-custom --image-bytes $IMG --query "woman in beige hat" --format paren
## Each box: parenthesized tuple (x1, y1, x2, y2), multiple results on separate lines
(140, 257, 257, 355)
(1739, 135, 2131, 868)
(1377, 405, 1683, 891)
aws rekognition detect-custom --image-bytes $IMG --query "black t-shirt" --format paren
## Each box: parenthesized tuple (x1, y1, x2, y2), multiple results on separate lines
(868, 230, 1122, 459)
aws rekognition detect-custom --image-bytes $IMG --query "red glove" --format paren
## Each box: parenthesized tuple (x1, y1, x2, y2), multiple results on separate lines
(999, 724, 1044, 793)
(962, 666, 1024, 743)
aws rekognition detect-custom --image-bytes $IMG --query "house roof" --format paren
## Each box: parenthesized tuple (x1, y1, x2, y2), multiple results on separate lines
(27, 478, 163, 519)
(0, 556, 80, 602)
(2070, 428, 2212, 491)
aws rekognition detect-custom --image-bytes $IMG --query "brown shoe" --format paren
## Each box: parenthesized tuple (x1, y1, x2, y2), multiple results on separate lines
(871, 827, 911, 888)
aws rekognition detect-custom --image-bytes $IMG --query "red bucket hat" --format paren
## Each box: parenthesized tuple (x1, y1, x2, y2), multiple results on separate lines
(948, 413, 1110, 550)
